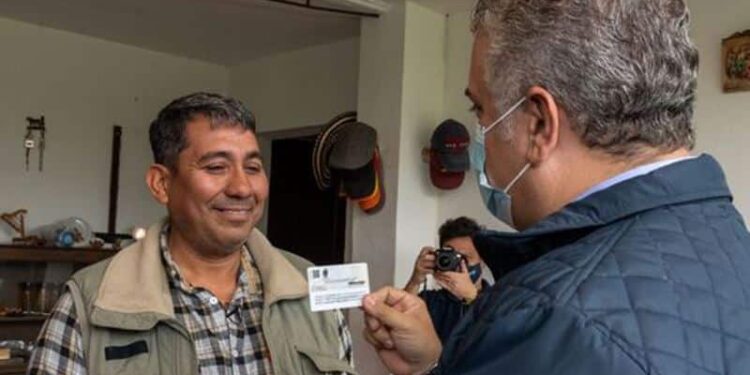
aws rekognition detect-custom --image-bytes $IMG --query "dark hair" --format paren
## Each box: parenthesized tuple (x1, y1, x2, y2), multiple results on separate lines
(439, 217, 482, 247)
(149, 92, 256, 170)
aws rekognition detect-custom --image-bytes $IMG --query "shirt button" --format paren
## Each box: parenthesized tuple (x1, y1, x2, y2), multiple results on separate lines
(232, 349, 239, 357)
(209, 297, 218, 305)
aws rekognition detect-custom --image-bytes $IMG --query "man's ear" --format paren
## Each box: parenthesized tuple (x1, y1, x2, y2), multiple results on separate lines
(146, 164, 171, 205)
(523, 86, 561, 165)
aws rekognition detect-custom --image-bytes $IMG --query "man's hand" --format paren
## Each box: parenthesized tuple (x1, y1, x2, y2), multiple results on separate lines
(362, 287, 442, 375)
(434, 262, 478, 302)
(404, 247, 436, 294)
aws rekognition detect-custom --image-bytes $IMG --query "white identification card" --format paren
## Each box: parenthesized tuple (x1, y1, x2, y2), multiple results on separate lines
(307, 263, 370, 312)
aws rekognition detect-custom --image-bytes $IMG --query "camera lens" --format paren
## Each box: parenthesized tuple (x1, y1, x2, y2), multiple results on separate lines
(435, 248, 462, 272)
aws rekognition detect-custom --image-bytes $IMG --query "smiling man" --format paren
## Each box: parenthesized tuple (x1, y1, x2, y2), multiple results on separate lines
(28, 92, 355, 375)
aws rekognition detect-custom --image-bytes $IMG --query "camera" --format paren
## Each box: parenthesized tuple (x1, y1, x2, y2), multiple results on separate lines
(434, 247, 465, 272)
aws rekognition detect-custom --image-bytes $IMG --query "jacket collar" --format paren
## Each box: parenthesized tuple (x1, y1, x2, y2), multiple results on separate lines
(245, 227, 309, 305)
(474, 154, 733, 279)
(91, 218, 307, 330)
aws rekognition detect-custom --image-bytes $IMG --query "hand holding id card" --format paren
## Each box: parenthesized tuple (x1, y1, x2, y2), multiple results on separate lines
(307, 263, 370, 312)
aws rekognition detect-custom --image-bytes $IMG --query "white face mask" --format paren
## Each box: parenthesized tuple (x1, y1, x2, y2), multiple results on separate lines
(468, 97, 529, 228)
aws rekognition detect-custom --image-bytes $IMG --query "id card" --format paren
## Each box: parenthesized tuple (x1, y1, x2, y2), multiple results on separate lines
(307, 263, 370, 312)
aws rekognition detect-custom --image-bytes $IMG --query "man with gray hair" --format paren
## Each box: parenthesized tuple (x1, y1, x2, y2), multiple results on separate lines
(362, 1, 750, 374)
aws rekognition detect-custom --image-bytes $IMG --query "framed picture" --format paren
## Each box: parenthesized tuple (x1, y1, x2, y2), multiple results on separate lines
(723, 30, 750, 93)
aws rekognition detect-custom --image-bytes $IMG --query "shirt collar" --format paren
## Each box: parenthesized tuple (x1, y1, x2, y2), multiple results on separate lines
(159, 224, 260, 296)
(574, 155, 699, 202)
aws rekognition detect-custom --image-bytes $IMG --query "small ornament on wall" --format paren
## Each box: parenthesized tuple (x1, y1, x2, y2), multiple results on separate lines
(722, 30, 750, 93)
(24, 116, 46, 171)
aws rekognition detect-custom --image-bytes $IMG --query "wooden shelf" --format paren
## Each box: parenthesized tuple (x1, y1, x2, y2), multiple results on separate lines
(0, 359, 26, 375)
(0, 246, 118, 358)
(0, 315, 50, 342)
(0, 316, 48, 324)
(0, 245, 117, 264)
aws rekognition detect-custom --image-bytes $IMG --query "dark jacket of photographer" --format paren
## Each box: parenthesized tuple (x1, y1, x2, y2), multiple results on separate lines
(420, 279, 490, 344)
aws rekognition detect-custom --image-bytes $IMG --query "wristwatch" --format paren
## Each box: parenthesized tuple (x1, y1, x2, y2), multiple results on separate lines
(462, 291, 477, 305)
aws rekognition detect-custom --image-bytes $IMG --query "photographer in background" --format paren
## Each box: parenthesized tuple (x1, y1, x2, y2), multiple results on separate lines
(403, 217, 490, 343)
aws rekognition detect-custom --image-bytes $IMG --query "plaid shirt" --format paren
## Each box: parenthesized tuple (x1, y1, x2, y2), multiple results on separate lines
(28, 228, 353, 375)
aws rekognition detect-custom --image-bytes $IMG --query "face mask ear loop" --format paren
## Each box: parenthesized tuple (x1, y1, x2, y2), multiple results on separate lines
(503, 163, 531, 194)
(482, 97, 527, 135)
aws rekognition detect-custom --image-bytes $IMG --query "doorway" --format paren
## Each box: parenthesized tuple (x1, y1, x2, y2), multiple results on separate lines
(261, 130, 348, 266)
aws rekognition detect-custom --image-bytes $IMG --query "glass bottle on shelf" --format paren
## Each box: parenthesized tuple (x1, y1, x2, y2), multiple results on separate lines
(30, 217, 93, 248)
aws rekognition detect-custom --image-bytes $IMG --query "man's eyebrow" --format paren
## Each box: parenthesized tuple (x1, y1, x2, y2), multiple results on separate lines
(245, 151, 262, 162)
(196, 150, 263, 164)
(197, 151, 231, 164)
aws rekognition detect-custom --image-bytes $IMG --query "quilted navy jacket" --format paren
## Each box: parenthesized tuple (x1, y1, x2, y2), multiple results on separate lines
(437, 155, 750, 375)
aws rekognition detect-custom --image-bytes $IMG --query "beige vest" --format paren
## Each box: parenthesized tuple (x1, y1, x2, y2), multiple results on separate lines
(67, 220, 356, 375)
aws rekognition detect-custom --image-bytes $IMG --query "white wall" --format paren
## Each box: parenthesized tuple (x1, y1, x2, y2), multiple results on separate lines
(688, 0, 750, 220)
(437, 10, 510, 231)
(351, 2, 407, 373)
(0, 18, 361, 243)
(437, 3, 750, 227)
(229, 37, 360, 134)
(0, 16, 228, 242)
(351, 3, 450, 373)
(393, 1, 447, 288)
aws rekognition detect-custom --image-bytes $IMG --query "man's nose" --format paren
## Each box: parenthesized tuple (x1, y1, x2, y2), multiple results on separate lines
(225, 168, 253, 198)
